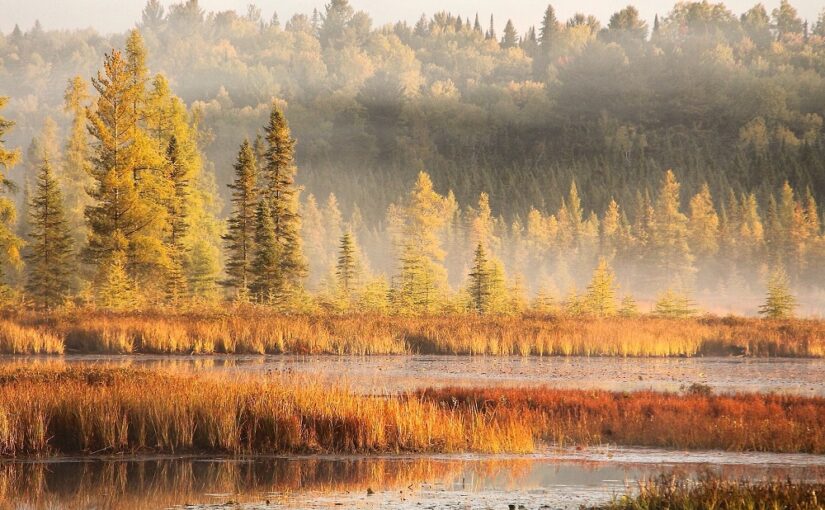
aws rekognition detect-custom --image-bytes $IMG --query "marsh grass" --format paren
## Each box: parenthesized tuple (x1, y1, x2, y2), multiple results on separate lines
(5, 310, 825, 357)
(0, 367, 823, 457)
(598, 474, 825, 509)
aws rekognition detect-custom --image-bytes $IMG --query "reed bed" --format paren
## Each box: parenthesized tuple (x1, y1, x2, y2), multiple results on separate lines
(420, 386, 825, 453)
(0, 366, 532, 456)
(3, 310, 825, 357)
(0, 367, 823, 457)
(596, 475, 825, 509)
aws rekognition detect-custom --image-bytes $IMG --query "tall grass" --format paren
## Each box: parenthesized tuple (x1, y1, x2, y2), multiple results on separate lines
(420, 386, 825, 453)
(0, 367, 823, 456)
(5, 310, 825, 357)
(597, 475, 825, 510)
(0, 320, 63, 354)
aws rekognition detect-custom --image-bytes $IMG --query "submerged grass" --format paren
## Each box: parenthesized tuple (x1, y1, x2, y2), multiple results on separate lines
(0, 367, 823, 457)
(3, 310, 825, 357)
(596, 475, 825, 509)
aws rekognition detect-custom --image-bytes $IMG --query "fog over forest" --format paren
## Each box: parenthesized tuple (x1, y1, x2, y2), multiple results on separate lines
(2, 0, 825, 316)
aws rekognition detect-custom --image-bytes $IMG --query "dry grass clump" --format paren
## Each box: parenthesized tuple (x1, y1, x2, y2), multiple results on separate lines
(3, 310, 825, 357)
(419, 386, 825, 453)
(597, 474, 825, 509)
(0, 320, 63, 354)
(0, 367, 532, 456)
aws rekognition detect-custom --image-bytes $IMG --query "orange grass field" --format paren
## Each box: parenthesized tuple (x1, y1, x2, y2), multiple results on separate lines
(0, 367, 822, 457)
(1, 310, 824, 357)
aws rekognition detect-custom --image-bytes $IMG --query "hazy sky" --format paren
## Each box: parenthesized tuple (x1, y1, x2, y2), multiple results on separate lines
(0, 0, 822, 35)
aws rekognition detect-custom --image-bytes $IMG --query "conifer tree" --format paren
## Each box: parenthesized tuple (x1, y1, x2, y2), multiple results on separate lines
(250, 199, 279, 303)
(619, 295, 639, 317)
(0, 97, 22, 295)
(336, 230, 360, 298)
(85, 49, 159, 288)
(502, 19, 518, 48)
(164, 136, 189, 303)
(468, 242, 491, 313)
(654, 288, 696, 318)
(97, 236, 134, 310)
(24, 159, 74, 309)
(585, 258, 618, 316)
(62, 77, 94, 244)
(759, 267, 796, 319)
(260, 104, 307, 301)
(651, 170, 694, 289)
(539, 4, 558, 47)
(222, 140, 258, 299)
(487, 15, 496, 40)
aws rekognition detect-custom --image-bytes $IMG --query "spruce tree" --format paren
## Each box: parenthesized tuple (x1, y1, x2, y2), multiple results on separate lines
(250, 199, 280, 303)
(164, 136, 189, 303)
(97, 237, 134, 310)
(759, 268, 797, 319)
(0, 97, 22, 295)
(468, 242, 491, 313)
(336, 231, 359, 297)
(222, 140, 258, 299)
(651, 170, 694, 289)
(260, 104, 307, 301)
(539, 4, 558, 47)
(24, 160, 74, 309)
(502, 19, 518, 48)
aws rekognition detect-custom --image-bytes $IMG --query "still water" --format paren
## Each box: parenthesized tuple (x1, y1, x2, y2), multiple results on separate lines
(3, 448, 824, 509)
(3, 354, 823, 395)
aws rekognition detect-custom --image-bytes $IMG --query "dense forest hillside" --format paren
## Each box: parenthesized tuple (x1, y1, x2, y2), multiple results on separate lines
(1, 0, 825, 314)
(3, 0, 825, 220)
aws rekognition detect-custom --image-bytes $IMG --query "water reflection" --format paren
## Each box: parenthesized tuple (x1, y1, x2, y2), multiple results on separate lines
(1, 451, 822, 510)
(1, 354, 823, 395)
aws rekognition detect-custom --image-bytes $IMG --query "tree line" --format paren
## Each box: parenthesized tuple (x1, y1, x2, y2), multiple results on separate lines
(2, 1, 825, 224)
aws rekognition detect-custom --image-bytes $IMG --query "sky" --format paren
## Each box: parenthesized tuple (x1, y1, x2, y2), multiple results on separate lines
(0, 0, 823, 36)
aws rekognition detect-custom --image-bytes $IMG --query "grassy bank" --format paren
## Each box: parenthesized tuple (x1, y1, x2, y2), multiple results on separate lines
(0, 367, 823, 456)
(2, 310, 825, 357)
(596, 475, 825, 509)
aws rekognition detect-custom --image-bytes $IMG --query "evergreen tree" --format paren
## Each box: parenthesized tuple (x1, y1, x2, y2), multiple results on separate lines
(250, 199, 279, 303)
(619, 295, 639, 317)
(759, 267, 796, 319)
(487, 15, 496, 40)
(164, 136, 189, 303)
(222, 140, 258, 299)
(585, 258, 618, 316)
(502, 19, 518, 48)
(335, 230, 360, 298)
(654, 288, 696, 318)
(97, 236, 134, 310)
(24, 159, 74, 309)
(473, 13, 483, 34)
(259, 104, 307, 301)
(0, 97, 22, 294)
(539, 4, 558, 47)
(468, 242, 491, 313)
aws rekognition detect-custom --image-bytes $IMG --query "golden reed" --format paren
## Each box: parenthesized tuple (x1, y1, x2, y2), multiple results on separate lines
(2, 309, 824, 357)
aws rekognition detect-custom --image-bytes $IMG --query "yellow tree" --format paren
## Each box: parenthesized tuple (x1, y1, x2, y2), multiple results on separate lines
(391, 172, 452, 314)
(651, 170, 694, 289)
(584, 257, 618, 317)
(62, 77, 95, 245)
(0, 97, 21, 297)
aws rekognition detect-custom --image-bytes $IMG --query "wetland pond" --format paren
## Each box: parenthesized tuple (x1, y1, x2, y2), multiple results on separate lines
(2, 354, 824, 509)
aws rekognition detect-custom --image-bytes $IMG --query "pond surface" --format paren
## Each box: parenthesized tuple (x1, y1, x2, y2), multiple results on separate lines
(4, 354, 824, 395)
(4, 448, 824, 510)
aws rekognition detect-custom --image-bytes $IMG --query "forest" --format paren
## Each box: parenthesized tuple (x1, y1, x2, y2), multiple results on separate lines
(1, 0, 825, 315)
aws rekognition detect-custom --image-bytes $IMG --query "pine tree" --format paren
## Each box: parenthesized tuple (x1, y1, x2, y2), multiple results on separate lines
(222, 140, 258, 299)
(468, 242, 491, 313)
(24, 159, 74, 309)
(0, 97, 22, 295)
(585, 258, 618, 316)
(654, 288, 696, 318)
(487, 15, 496, 40)
(619, 295, 639, 317)
(260, 104, 307, 302)
(97, 237, 134, 310)
(759, 267, 797, 319)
